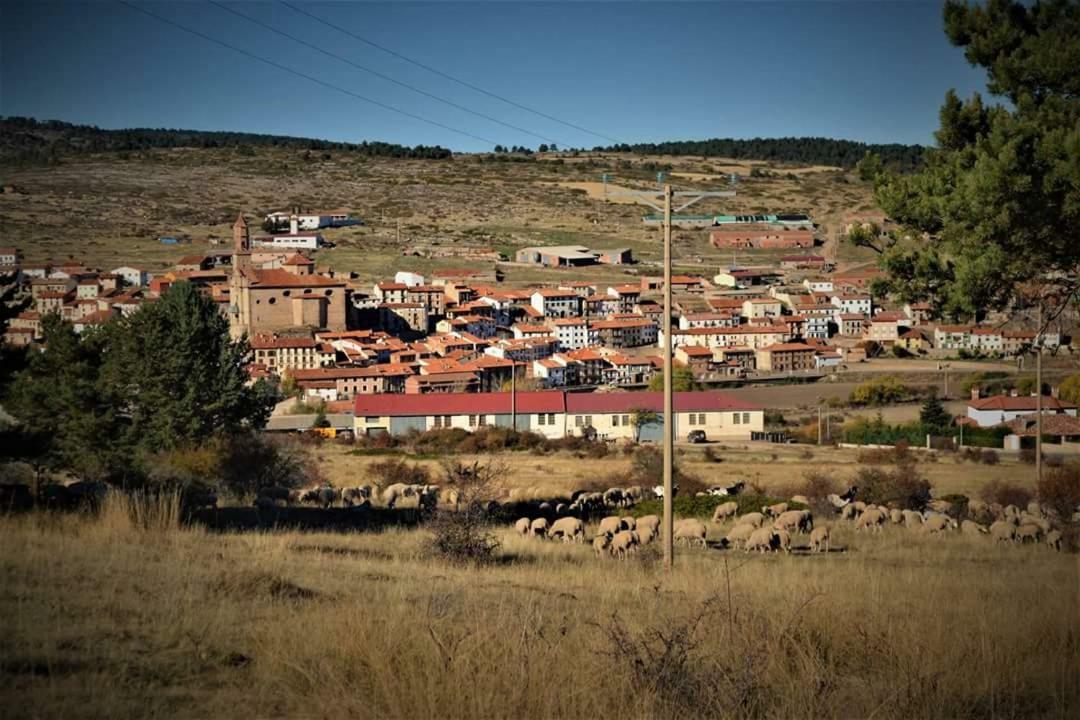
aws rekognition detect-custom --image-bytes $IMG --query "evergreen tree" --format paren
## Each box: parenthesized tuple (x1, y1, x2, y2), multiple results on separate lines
(869, 0, 1080, 322)
(102, 282, 274, 454)
(919, 393, 952, 432)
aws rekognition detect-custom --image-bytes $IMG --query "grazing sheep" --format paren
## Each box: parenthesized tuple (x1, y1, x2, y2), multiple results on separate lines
(637, 524, 657, 545)
(856, 508, 886, 533)
(809, 526, 831, 553)
(593, 533, 612, 556)
(923, 514, 956, 534)
(738, 512, 765, 529)
(1026, 501, 1043, 517)
(889, 508, 904, 525)
(341, 486, 373, 507)
(851, 501, 867, 513)
(1046, 530, 1062, 552)
(990, 520, 1017, 543)
(827, 493, 850, 510)
(1015, 523, 1043, 544)
(620, 516, 637, 531)
(724, 523, 755, 549)
(598, 516, 623, 536)
(902, 510, 924, 529)
(317, 487, 341, 509)
(555, 503, 567, 515)
(790, 495, 809, 506)
(549, 517, 585, 543)
(603, 488, 626, 508)
(967, 500, 989, 518)
(773, 510, 813, 534)
(636, 515, 660, 534)
(746, 527, 778, 553)
(712, 501, 739, 523)
(961, 520, 989, 535)
(773, 529, 792, 554)
(841, 504, 861, 521)
(674, 519, 708, 548)
(762, 502, 789, 518)
(1019, 512, 1051, 533)
(515, 517, 531, 536)
(609, 530, 638, 558)
(926, 499, 953, 515)
(530, 518, 549, 538)
(382, 483, 416, 509)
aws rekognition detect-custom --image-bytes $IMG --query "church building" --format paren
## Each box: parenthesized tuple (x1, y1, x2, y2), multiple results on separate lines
(228, 214, 347, 338)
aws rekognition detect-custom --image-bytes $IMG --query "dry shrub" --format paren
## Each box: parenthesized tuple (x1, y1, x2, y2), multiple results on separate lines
(368, 458, 431, 488)
(97, 489, 182, 535)
(425, 460, 503, 565)
(1037, 462, 1080, 520)
(980, 479, 1034, 509)
(857, 441, 913, 466)
(854, 464, 932, 509)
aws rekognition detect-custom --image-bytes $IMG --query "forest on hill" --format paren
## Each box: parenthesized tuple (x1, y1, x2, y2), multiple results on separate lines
(0, 117, 453, 164)
(592, 137, 925, 172)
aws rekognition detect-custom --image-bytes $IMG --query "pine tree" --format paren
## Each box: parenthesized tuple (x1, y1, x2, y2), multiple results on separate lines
(919, 393, 952, 432)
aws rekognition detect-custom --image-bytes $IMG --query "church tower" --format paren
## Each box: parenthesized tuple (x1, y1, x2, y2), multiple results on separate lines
(233, 213, 251, 274)
(230, 213, 252, 338)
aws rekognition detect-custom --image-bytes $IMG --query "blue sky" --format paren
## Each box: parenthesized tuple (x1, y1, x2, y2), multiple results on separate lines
(1, 1, 989, 151)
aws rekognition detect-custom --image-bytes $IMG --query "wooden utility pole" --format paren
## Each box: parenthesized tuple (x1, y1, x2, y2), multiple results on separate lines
(1036, 303, 1043, 485)
(511, 361, 517, 430)
(817, 405, 823, 446)
(608, 183, 735, 573)
(662, 185, 674, 572)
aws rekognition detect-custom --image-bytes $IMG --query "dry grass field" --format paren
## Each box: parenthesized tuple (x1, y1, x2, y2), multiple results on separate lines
(2, 456, 1077, 720)
(0, 149, 877, 285)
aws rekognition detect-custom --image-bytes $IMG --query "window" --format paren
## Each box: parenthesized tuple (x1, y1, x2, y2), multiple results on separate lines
(612, 415, 620, 427)
(622, 415, 630, 426)
(547, 413, 556, 425)
(537, 414, 546, 426)
(584, 416, 592, 427)
(699, 413, 707, 425)
(283, 290, 291, 297)
(575, 415, 583, 427)
(479, 415, 488, 426)
(733, 413, 741, 425)
(742, 412, 751, 424)
(688, 414, 696, 426)
(468, 415, 477, 427)
(433, 416, 443, 428)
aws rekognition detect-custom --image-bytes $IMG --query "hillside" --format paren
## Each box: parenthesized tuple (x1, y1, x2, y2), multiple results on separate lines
(0, 139, 881, 285)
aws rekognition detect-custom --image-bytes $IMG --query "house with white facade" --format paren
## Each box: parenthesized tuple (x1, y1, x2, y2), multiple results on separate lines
(549, 317, 594, 350)
(111, 266, 149, 288)
(831, 293, 872, 316)
(530, 289, 582, 318)
(966, 395, 1078, 428)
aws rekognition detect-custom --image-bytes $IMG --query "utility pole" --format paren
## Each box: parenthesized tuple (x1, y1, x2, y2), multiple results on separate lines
(511, 361, 517, 430)
(610, 182, 735, 573)
(1036, 303, 1043, 486)
(817, 405, 823, 446)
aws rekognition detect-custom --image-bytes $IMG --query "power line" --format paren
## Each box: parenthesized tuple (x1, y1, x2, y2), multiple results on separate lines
(207, 0, 565, 147)
(278, 0, 621, 146)
(117, 0, 499, 147)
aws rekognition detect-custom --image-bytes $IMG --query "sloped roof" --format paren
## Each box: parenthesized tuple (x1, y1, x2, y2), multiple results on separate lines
(355, 391, 565, 416)
(566, 391, 758, 414)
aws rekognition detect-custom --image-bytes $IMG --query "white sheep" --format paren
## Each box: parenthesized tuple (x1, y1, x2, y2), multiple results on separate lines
(636, 515, 660, 534)
(738, 512, 765, 529)
(790, 495, 809, 506)
(889, 508, 904, 525)
(610, 530, 638, 558)
(773, 509, 813, 534)
(855, 507, 886, 533)
(549, 517, 585, 543)
(673, 519, 707, 548)
(530, 517, 549, 538)
(773, 528, 792, 554)
(637, 523, 657, 545)
(809, 526, 830, 553)
(1015, 523, 1043, 544)
(725, 523, 755, 550)
(712, 501, 738, 523)
(841, 504, 860, 521)
(593, 533, 612, 556)
(598, 516, 623, 536)
(746, 527, 777, 553)
(923, 514, 956, 534)
(382, 483, 416, 509)
(1046, 530, 1062, 552)
(762, 502, 788, 518)
(990, 520, 1017, 543)
(901, 509, 924, 529)
(960, 519, 988, 535)
(514, 517, 531, 536)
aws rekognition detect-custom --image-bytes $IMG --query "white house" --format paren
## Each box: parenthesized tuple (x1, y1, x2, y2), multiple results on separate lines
(550, 317, 594, 350)
(0, 247, 19, 266)
(532, 359, 568, 388)
(394, 271, 425, 287)
(802, 278, 834, 294)
(831, 293, 872, 316)
(967, 395, 1078, 428)
(530, 289, 582, 318)
(111, 266, 149, 288)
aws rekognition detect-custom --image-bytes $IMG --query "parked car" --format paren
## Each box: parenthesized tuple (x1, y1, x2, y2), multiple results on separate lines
(687, 429, 707, 444)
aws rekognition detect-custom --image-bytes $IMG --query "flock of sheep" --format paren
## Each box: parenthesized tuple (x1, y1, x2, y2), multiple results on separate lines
(510, 489, 1072, 558)
(255, 482, 456, 511)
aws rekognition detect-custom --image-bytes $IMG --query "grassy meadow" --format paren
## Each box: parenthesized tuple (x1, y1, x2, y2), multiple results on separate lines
(2, 444, 1078, 719)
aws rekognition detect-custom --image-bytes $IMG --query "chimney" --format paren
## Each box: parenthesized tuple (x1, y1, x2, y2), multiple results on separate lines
(970, 387, 980, 401)
(1009, 388, 1018, 397)
(290, 214, 298, 235)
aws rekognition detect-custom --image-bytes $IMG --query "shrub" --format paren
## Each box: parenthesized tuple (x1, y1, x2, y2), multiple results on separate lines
(980, 479, 1033, 509)
(854, 464, 932, 510)
(424, 460, 503, 565)
(368, 458, 431, 488)
(980, 449, 1000, 465)
(702, 446, 722, 463)
(850, 376, 912, 406)
(631, 491, 804, 520)
(1037, 463, 1080, 520)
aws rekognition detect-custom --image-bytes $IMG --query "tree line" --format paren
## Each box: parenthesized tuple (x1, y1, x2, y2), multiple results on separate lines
(591, 137, 925, 172)
(0, 117, 453, 164)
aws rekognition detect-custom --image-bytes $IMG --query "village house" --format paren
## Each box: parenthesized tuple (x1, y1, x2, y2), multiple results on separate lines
(561, 348, 606, 385)
(291, 364, 415, 400)
(934, 325, 973, 352)
(864, 311, 908, 344)
(549, 317, 594, 350)
(755, 342, 817, 372)
(903, 302, 934, 325)
(532, 358, 569, 388)
(662, 325, 791, 350)
(802, 278, 834, 294)
(250, 334, 335, 373)
(564, 391, 763, 442)
(590, 317, 658, 348)
(837, 313, 867, 337)
(601, 353, 654, 387)
(896, 327, 931, 353)
(404, 371, 480, 395)
(374, 282, 410, 304)
(530, 289, 582, 318)
(606, 284, 642, 313)
(966, 395, 1079, 428)
(678, 312, 739, 330)
(742, 297, 783, 319)
(110, 266, 149, 288)
(379, 303, 428, 335)
(831, 293, 872, 316)
(780, 254, 829, 271)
